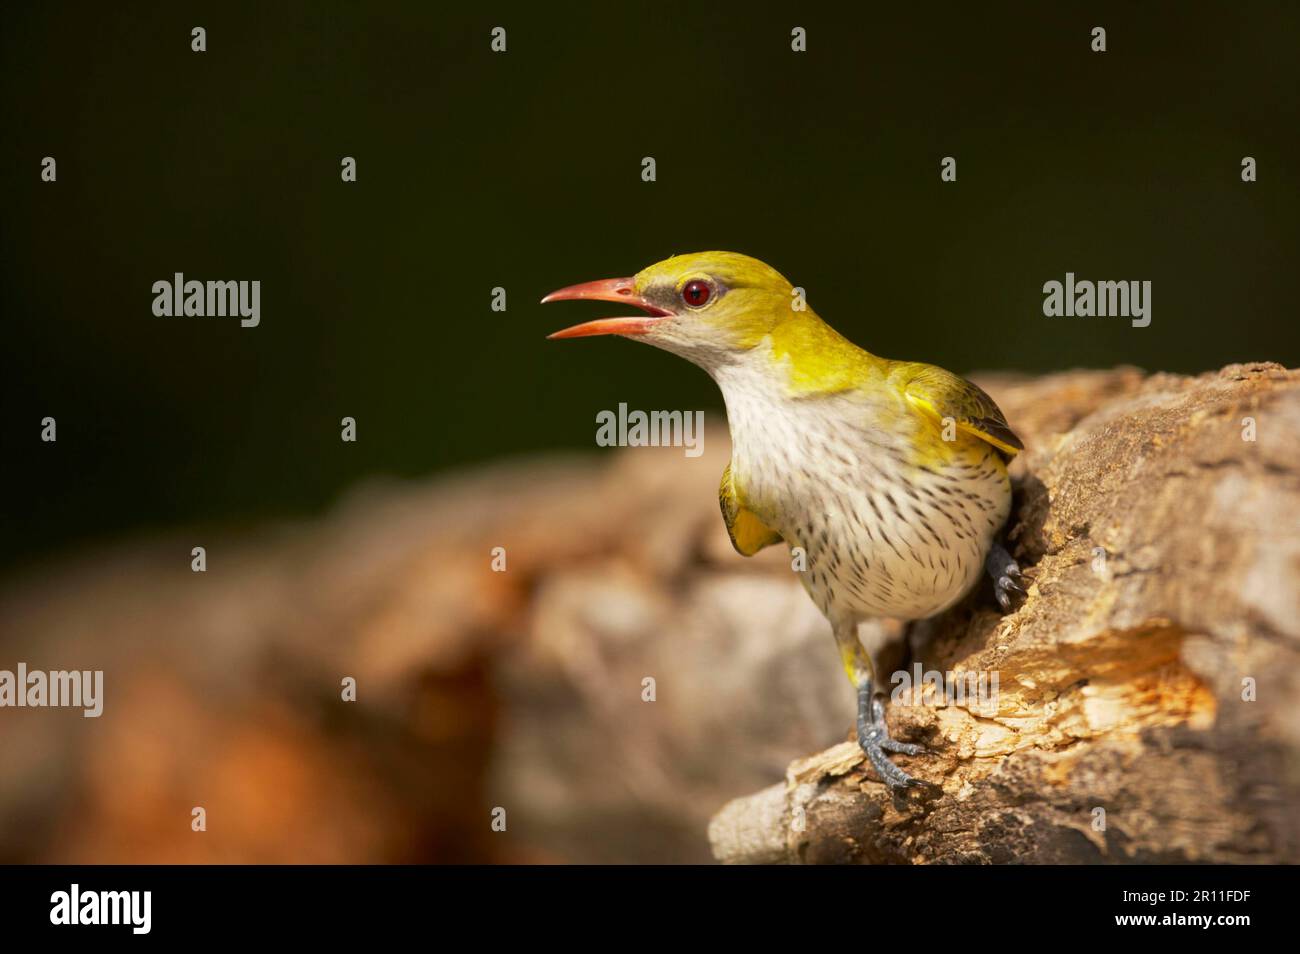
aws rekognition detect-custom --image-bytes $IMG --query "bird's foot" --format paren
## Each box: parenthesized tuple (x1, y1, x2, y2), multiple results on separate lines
(985, 539, 1027, 612)
(857, 686, 927, 793)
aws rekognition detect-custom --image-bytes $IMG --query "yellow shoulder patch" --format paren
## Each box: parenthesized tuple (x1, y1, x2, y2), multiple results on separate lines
(719, 464, 783, 556)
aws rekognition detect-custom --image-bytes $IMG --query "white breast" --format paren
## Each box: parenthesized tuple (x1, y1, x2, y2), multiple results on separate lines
(712, 353, 1010, 624)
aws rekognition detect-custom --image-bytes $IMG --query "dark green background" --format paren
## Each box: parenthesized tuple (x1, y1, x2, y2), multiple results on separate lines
(3, 2, 1297, 569)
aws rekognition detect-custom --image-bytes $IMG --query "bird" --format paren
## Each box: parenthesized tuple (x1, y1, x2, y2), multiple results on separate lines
(542, 251, 1024, 791)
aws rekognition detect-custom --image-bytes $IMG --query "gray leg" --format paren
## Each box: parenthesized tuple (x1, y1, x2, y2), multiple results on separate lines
(833, 621, 925, 791)
(856, 680, 925, 791)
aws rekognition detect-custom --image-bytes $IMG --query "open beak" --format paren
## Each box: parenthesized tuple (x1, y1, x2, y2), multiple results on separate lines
(541, 277, 672, 339)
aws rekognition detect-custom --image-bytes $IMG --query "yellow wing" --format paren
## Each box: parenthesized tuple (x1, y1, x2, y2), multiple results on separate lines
(719, 464, 783, 556)
(898, 364, 1023, 459)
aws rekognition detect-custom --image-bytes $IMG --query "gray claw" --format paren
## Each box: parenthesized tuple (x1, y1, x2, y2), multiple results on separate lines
(858, 687, 925, 791)
(987, 542, 1028, 612)
(859, 726, 921, 790)
(998, 575, 1026, 595)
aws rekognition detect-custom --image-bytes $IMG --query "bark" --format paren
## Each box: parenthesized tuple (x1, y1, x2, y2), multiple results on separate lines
(0, 363, 1295, 864)
(710, 363, 1300, 864)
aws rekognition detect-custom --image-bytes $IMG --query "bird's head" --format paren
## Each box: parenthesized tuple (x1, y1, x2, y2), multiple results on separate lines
(542, 251, 797, 367)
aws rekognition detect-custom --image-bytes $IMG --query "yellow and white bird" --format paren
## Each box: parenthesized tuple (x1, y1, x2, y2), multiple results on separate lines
(544, 251, 1024, 790)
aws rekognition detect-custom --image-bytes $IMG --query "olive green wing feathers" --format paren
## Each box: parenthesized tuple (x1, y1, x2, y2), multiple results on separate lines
(719, 463, 783, 556)
(898, 364, 1023, 459)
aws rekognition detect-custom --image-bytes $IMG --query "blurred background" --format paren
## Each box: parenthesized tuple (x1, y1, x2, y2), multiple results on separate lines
(0, 2, 1297, 862)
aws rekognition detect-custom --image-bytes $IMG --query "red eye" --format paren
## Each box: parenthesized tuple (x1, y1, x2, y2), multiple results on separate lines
(682, 280, 712, 307)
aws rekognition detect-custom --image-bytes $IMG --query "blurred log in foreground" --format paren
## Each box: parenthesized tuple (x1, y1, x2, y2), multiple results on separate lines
(0, 363, 1296, 863)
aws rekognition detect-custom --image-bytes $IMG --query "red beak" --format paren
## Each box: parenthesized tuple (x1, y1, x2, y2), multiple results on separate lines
(541, 277, 671, 339)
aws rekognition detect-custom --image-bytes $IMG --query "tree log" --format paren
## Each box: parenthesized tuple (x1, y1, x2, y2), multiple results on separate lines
(709, 363, 1299, 864)
(1, 363, 1294, 863)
